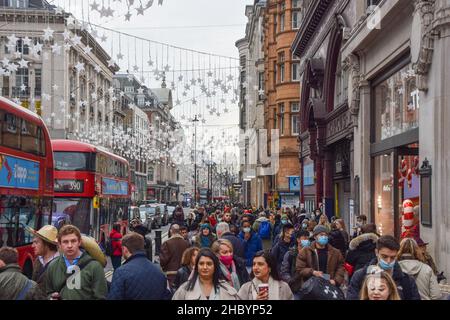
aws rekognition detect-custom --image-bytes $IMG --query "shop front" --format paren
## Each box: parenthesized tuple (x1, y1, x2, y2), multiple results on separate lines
(370, 58, 420, 238)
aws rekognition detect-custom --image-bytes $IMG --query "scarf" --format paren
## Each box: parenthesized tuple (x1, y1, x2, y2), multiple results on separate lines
(250, 276, 280, 300)
(219, 261, 241, 291)
(200, 235, 211, 248)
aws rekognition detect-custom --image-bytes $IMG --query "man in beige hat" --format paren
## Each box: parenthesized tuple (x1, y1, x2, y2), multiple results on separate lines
(27, 225, 59, 293)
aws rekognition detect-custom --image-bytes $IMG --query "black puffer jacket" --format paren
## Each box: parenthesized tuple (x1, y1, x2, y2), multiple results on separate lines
(329, 230, 348, 257)
(173, 265, 192, 291)
(345, 233, 378, 274)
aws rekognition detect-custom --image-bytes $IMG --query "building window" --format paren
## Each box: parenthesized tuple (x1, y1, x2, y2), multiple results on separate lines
(273, 61, 277, 87)
(16, 39, 29, 55)
(273, 109, 277, 130)
(291, 114, 299, 135)
(292, 10, 301, 29)
(15, 68, 29, 96)
(291, 102, 300, 113)
(374, 64, 419, 142)
(148, 167, 154, 182)
(7, 0, 29, 8)
(373, 153, 394, 236)
(278, 52, 285, 83)
(279, 103, 285, 135)
(125, 86, 134, 93)
(292, 0, 301, 8)
(273, 15, 277, 40)
(292, 62, 300, 81)
(280, 13, 285, 32)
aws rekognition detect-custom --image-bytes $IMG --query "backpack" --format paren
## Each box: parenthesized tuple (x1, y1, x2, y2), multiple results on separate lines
(298, 276, 345, 300)
(259, 220, 271, 240)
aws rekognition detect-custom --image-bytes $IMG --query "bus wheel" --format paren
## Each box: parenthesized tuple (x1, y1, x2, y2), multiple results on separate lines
(22, 259, 33, 279)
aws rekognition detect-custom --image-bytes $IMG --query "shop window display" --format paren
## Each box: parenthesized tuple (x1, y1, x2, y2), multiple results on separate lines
(375, 65, 419, 142)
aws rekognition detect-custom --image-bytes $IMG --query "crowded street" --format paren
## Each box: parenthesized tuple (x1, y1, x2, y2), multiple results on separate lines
(1, 0, 450, 310)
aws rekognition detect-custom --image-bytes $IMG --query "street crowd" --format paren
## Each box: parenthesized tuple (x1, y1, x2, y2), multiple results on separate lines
(0, 203, 447, 300)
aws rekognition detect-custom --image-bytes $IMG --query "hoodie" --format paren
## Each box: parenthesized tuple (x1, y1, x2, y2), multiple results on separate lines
(398, 255, 442, 300)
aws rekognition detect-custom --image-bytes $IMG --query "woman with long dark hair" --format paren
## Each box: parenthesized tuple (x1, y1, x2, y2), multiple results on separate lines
(172, 248, 240, 300)
(238, 250, 293, 300)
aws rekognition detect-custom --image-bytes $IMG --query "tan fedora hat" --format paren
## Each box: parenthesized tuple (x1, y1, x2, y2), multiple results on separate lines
(26, 225, 58, 246)
(80, 235, 107, 267)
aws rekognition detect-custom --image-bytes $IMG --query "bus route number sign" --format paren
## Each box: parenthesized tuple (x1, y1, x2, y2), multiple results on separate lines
(54, 179, 84, 193)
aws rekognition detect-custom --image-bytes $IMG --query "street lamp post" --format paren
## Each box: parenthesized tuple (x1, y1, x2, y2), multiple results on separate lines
(192, 115, 199, 204)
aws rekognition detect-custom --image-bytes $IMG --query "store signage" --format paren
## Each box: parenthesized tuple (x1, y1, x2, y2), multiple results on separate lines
(303, 163, 314, 186)
(289, 176, 300, 191)
(55, 179, 84, 193)
(0, 154, 39, 190)
(102, 178, 129, 195)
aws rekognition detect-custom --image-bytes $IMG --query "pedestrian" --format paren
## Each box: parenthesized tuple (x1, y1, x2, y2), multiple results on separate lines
(417, 238, 439, 276)
(180, 226, 190, 245)
(318, 214, 331, 232)
(345, 224, 379, 278)
(306, 220, 317, 239)
(216, 222, 245, 260)
(46, 225, 108, 300)
(173, 247, 199, 291)
(172, 248, 240, 300)
(352, 214, 368, 238)
(222, 211, 234, 227)
(295, 225, 346, 289)
(27, 225, 59, 294)
(108, 232, 172, 300)
(271, 214, 282, 244)
(130, 218, 152, 260)
(239, 220, 263, 273)
(347, 235, 421, 300)
(109, 223, 123, 271)
(160, 224, 191, 287)
(238, 250, 294, 300)
(195, 223, 217, 248)
(280, 230, 311, 295)
(329, 221, 348, 257)
(271, 223, 295, 274)
(252, 212, 273, 250)
(211, 239, 249, 290)
(359, 268, 401, 300)
(173, 205, 185, 226)
(0, 247, 46, 300)
(397, 238, 441, 300)
(188, 222, 200, 246)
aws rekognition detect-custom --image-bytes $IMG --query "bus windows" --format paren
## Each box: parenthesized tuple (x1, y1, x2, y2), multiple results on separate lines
(54, 152, 90, 171)
(20, 120, 39, 155)
(52, 198, 90, 234)
(2, 113, 19, 149)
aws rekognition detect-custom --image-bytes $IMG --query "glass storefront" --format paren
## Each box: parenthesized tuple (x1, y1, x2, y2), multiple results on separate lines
(374, 153, 394, 236)
(374, 64, 419, 142)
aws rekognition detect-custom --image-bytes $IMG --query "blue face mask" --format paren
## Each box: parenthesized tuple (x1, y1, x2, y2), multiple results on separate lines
(379, 258, 396, 270)
(317, 235, 329, 246)
(300, 239, 311, 248)
(281, 219, 288, 224)
(302, 223, 308, 229)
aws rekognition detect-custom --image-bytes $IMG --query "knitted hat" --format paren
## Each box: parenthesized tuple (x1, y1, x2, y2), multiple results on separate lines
(313, 225, 329, 236)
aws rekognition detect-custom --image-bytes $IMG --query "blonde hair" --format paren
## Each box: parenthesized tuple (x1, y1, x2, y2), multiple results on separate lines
(211, 239, 233, 255)
(360, 272, 401, 300)
(398, 237, 425, 262)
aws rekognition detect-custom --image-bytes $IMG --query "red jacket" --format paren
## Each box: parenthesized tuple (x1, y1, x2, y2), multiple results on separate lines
(208, 216, 217, 228)
(109, 229, 123, 257)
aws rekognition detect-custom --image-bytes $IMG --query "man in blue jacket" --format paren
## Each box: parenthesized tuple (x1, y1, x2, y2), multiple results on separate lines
(108, 232, 172, 300)
(347, 235, 421, 300)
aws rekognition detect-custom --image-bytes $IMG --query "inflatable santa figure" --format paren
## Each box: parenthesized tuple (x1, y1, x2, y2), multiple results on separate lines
(401, 199, 415, 238)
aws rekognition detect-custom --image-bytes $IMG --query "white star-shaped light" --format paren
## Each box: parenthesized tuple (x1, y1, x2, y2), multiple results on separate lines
(23, 37, 32, 46)
(64, 43, 72, 51)
(20, 83, 27, 92)
(51, 43, 62, 55)
(75, 62, 85, 73)
(111, 96, 118, 102)
(55, 7, 63, 15)
(182, 91, 188, 97)
(100, 34, 108, 42)
(258, 89, 265, 96)
(125, 11, 132, 21)
(107, 59, 116, 67)
(90, 29, 99, 39)
(192, 98, 197, 105)
(224, 108, 229, 113)
(136, 5, 145, 15)
(94, 64, 102, 73)
(133, 65, 139, 72)
(137, 87, 144, 94)
(207, 71, 213, 77)
(227, 74, 234, 82)
(18, 59, 28, 68)
(108, 87, 115, 95)
(83, 46, 92, 55)
(62, 29, 72, 40)
(146, 0, 154, 8)
(42, 93, 51, 101)
(106, 7, 114, 17)
(175, 99, 181, 105)
(59, 100, 66, 107)
(91, 92, 98, 100)
(116, 53, 124, 60)
(158, 0, 164, 5)
(164, 64, 170, 72)
(178, 75, 183, 82)
(7, 34, 18, 45)
(90, 1, 100, 11)
(43, 26, 54, 41)
(71, 35, 82, 46)
(66, 16, 75, 26)
(202, 119, 206, 124)
(147, 59, 154, 67)
(6, 63, 18, 72)
(33, 42, 43, 53)
(1, 57, 9, 66)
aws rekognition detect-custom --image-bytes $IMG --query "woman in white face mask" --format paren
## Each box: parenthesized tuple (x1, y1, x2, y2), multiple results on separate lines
(238, 250, 293, 300)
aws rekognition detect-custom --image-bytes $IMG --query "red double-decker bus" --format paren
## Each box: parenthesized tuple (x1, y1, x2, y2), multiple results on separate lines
(51, 140, 131, 245)
(0, 97, 54, 278)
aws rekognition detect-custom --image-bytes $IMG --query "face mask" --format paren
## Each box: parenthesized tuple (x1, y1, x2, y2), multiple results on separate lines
(218, 218, 222, 223)
(243, 227, 251, 233)
(317, 235, 329, 246)
(219, 255, 233, 267)
(302, 223, 308, 229)
(301, 239, 311, 248)
(281, 219, 288, 224)
(379, 258, 396, 270)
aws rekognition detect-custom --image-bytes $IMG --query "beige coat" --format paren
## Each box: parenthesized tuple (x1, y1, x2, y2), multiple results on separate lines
(399, 257, 442, 300)
(238, 277, 294, 300)
(172, 279, 240, 300)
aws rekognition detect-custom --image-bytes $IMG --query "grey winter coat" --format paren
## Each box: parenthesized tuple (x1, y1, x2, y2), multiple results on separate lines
(0, 264, 46, 300)
(399, 255, 442, 300)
